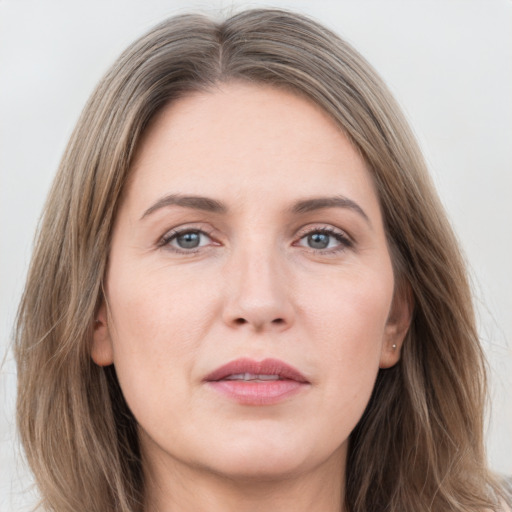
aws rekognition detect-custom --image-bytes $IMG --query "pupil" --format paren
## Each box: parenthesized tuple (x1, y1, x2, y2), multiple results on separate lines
(177, 232, 200, 249)
(308, 232, 329, 249)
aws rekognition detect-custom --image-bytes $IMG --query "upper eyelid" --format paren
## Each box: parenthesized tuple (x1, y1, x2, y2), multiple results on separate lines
(297, 225, 345, 234)
(160, 223, 215, 238)
(158, 225, 216, 248)
(295, 223, 352, 240)
(166, 228, 212, 240)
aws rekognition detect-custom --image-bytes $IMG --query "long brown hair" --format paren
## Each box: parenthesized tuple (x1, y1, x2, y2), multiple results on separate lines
(15, 8, 505, 511)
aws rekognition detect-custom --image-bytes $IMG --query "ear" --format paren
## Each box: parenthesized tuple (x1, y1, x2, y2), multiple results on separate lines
(379, 283, 413, 369)
(91, 302, 114, 367)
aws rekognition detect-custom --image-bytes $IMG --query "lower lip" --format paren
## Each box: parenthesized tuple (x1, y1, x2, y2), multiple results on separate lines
(207, 380, 308, 405)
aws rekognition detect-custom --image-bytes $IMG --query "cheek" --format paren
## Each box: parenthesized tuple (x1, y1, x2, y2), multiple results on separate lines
(298, 262, 393, 349)
(108, 261, 219, 345)
(105, 263, 221, 410)
(297, 265, 393, 409)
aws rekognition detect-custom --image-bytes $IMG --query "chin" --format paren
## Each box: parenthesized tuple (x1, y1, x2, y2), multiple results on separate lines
(197, 432, 331, 482)
(208, 453, 309, 482)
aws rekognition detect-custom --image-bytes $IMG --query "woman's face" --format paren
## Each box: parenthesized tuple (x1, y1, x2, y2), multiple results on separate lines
(93, 82, 410, 483)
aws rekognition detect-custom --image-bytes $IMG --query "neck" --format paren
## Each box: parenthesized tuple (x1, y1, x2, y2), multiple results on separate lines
(143, 447, 346, 512)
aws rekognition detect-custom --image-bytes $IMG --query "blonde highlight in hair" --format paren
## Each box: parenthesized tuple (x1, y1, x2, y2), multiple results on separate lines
(15, 9, 506, 511)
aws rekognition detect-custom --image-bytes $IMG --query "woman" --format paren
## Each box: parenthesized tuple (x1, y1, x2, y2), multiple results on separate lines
(14, 8, 510, 512)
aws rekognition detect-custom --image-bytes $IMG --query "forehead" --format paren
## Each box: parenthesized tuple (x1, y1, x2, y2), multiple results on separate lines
(125, 82, 379, 216)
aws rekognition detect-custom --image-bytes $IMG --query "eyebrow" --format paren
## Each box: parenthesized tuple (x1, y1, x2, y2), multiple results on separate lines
(291, 196, 371, 226)
(140, 193, 370, 226)
(140, 194, 227, 219)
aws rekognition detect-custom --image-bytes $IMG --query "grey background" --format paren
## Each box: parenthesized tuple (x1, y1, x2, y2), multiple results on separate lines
(1, 1, 511, 510)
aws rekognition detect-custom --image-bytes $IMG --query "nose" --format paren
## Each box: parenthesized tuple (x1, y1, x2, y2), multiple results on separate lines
(222, 246, 295, 332)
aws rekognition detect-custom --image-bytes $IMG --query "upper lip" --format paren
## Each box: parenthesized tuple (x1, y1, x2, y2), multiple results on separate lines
(204, 358, 309, 383)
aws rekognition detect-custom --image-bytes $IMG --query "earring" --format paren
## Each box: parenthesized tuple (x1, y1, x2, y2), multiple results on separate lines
(392, 344, 397, 350)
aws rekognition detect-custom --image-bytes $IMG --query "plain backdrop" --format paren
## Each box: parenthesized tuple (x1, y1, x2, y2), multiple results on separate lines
(1, 1, 511, 510)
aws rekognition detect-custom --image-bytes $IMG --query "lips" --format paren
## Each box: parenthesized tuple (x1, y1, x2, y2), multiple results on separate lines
(205, 358, 308, 383)
(204, 358, 310, 405)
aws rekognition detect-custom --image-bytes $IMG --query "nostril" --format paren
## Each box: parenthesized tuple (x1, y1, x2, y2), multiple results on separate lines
(230, 317, 288, 329)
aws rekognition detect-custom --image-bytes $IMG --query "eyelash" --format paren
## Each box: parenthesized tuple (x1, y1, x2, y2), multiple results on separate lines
(294, 226, 353, 254)
(158, 225, 353, 254)
(158, 227, 217, 254)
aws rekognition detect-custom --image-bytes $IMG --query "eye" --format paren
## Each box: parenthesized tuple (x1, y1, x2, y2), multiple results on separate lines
(296, 228, 352, 252)
(161, 229, 213, 251)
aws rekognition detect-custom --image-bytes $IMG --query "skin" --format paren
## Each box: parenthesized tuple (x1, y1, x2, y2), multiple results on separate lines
(92, 82, 411, 512)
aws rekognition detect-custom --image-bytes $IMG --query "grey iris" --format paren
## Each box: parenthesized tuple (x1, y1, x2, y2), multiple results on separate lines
(308, 232, 330, 249)
(177, 231, 200, 249)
